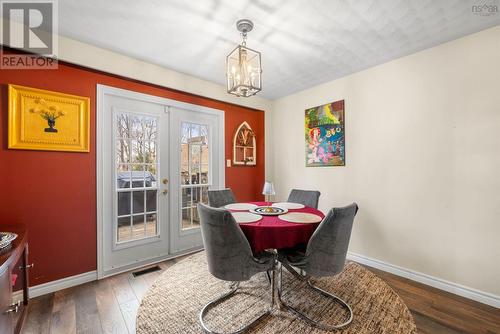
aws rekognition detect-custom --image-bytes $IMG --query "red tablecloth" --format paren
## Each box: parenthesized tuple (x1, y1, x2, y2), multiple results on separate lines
(234, 202, 324, 253)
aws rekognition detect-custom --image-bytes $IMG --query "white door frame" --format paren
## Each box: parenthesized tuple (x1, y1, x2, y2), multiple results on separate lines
(96, 84, 224, 278)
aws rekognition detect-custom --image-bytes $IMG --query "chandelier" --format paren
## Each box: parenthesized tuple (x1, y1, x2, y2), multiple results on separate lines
(226, 19, 262, 97)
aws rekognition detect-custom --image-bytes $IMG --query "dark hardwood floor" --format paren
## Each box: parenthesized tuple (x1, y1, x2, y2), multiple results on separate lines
(366, 266, 500, 334)
(21, 256, 500, 334)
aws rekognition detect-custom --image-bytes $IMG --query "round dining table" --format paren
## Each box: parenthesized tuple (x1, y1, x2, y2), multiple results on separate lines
(230, 201, 325, 254)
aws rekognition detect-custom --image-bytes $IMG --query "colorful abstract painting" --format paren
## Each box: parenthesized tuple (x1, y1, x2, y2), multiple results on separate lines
(305, 100, 345, 167)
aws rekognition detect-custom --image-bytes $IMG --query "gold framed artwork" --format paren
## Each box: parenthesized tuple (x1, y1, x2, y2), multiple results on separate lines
(8, 84, 90, 152)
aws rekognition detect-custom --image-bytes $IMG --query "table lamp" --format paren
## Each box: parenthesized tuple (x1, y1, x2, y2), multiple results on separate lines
(262, 181, 275, 211)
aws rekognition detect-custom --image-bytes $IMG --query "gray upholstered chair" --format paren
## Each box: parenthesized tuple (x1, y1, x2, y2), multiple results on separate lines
(277, 203, 358, 331)
(208, 188, 236, 208)
(287, 189, 321, 209)
(197, 203, 276, 333)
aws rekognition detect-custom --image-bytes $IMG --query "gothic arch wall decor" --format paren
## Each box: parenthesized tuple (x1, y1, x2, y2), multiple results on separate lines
(233, 121, 256, 166)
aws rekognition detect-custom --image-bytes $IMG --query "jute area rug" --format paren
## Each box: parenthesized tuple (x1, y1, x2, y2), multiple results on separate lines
(137, 252, 417, 333)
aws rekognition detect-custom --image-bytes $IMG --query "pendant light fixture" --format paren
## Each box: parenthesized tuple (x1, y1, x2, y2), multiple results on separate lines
(226, 19, 262, 97)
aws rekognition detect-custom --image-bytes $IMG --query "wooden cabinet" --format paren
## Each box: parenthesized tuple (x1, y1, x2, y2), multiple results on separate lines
(0, 226, 29, 334)
(0, 265, 13, 333)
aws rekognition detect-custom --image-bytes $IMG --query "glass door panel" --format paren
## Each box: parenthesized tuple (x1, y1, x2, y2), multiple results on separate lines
(180, 122, 210, 230)
(169, 108, 223, 254)
(115, 112, 159, 244)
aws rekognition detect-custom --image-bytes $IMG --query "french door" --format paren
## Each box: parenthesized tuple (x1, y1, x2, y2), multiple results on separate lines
(169, 108, 223, 252)
(97, 85, 224, 278)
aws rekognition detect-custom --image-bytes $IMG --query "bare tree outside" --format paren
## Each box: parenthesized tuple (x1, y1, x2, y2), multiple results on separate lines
(116, 113, 159, 242)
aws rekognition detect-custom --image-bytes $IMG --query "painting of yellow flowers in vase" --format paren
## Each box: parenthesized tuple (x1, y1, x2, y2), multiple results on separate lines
(8, 84, 90, 152)
(305, 100, 345, 167)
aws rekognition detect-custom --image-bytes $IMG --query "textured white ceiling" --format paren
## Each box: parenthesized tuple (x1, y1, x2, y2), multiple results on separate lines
(58, 0, 500, 99)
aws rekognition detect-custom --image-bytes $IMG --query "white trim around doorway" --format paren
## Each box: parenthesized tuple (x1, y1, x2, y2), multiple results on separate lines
(96, 84, 224, 279)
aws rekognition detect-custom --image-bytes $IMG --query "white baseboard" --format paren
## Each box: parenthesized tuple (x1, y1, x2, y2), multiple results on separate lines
(347, 252, 500, 309)
(27, 271, 97, 299)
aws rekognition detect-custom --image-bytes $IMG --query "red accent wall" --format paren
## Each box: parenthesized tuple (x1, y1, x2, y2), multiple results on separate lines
(0, 62, 265, 286)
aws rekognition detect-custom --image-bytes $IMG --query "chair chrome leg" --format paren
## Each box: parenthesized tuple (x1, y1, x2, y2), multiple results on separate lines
(277, 265, 353, 331)
(278, 263, 282, 293)
(275, 262, 283, 309)
(199, 281, 272, 334)
(270, 269, 275, 306)
(280, 262, 307, 281)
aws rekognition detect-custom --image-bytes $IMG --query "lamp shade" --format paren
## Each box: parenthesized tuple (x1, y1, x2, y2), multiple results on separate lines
(262, 181, 275, 196)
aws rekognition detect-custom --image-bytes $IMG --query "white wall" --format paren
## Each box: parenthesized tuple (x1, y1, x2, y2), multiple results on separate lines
(269, 26, 500, 298)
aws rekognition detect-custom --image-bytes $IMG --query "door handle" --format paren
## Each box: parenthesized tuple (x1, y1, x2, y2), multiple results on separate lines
(19, 263, 34, 270)
(4, 301, 20, 314)
(161, 178, 168, 195)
